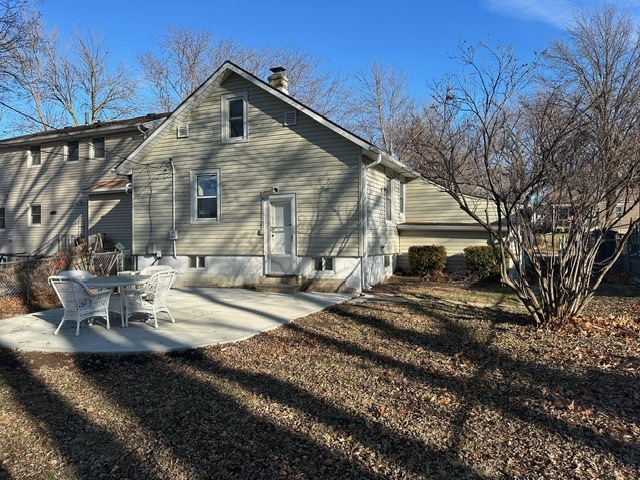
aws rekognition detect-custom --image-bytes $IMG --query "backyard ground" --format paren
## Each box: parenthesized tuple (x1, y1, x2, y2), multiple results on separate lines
(0, 276, 638, 479)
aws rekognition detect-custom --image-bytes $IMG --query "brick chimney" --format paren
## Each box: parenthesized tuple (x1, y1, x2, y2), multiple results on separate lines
(268, 66, 289, 94)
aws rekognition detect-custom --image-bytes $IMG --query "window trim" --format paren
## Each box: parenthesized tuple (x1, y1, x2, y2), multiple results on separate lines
(221, 91, 248, 143)
(190, 169, 221, 224)
(399, 181, 406, 216)
(28, 145, 42, 167)
(65, 140, 79, 162)
(90, 137, 105, 160)
(28, 204, 41, 227)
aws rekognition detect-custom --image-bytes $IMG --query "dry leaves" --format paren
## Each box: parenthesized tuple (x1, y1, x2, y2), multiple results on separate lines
(0, 277, 638, 479)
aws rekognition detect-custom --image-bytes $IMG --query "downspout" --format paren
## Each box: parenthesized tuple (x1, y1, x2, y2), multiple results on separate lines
(361, 151, 382, 291)
(170, 158, 177, 258)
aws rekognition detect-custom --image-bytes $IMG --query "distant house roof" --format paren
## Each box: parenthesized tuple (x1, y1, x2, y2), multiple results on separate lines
(0, 113, 170, 146)
(113, 61, 419, 180)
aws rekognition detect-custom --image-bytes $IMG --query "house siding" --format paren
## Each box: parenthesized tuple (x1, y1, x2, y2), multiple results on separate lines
(131, 73, 362, 263)
(405, 180, 497, 223)
(398, 230, 491, 271)
(88, 193, 132, 250)
(366, 166, 400, 255)
(399, 179, 495, 272)
(0, 131, 148, 256)
(363, 166, 404, 287)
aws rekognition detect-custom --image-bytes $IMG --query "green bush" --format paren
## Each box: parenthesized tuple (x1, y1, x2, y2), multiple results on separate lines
(464, 246, 499, 276)
(408, 245, 447, 276)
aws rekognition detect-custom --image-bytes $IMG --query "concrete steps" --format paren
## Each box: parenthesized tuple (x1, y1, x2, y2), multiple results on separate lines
(255, 275, 302, 294)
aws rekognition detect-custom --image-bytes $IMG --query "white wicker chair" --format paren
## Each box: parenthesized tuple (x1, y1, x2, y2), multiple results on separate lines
(48, 276, 112, 336)
(122, 270, 176, 328)
(139, 265, 173, 275)
(58, 270, 95, 281)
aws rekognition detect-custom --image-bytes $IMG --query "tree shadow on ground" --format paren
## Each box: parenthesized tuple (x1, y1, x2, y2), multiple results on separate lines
(0, 349, 155, 478)
(1, 293, 637, 478)
(70, 348, 489, 479)
(304, 298, 639, 469)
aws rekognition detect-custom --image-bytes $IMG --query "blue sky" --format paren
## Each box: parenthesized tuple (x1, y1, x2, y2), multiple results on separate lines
(38, 0, 640, 98)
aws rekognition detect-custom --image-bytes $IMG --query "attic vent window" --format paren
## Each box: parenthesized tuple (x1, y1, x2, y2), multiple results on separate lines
(284, 110, 297, 126)
(177, 124, 189, 138)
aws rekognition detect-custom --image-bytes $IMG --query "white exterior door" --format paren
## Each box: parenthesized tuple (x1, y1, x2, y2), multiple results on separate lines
(265, 195, 297, 274)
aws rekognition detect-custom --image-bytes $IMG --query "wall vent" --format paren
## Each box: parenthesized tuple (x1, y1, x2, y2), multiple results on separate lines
(177, 124, 189, 138)
(284, 110, 297, 126)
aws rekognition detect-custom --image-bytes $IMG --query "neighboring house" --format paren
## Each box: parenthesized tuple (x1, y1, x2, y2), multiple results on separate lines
(398, 180, 496, 271)
(0, 114, 168, 259)
(114, 61, 491, 292)
(539, 194, 640, 233)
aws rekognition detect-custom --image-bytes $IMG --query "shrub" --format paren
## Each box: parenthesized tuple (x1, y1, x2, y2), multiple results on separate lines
(408, 245, 447, 276)
(464, 245, 499, 276)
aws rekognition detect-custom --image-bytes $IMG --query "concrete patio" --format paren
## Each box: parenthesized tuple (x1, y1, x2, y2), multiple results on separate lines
(0, 287, 352, 354)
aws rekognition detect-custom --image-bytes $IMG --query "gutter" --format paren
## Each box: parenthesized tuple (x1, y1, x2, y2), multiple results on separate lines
(170, 159, 177, 258)
(397, 223, 488, 232)
(0, 123, 150, 148)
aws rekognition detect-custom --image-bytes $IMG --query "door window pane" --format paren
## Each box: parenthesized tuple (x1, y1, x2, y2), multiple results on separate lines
(271, 202, 292, 255)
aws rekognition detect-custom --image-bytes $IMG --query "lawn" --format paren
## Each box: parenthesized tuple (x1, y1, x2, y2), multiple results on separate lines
(0, 277, 638, 479)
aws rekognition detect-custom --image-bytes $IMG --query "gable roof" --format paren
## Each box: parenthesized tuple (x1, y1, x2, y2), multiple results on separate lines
(0, 113, 170, 146)
(113, 61, 418, 179)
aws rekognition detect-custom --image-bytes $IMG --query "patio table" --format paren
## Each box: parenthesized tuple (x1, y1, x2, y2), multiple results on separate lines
(83, 275, 150, 327)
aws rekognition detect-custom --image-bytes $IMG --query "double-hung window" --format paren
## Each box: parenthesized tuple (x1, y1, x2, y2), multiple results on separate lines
(399, 182, 406, 216)
(221, 92, 248, 142)
(28, 146, 41, 167)
(90, 137, 105, 160)
(190, 169, 221, 223)
(66, 141, 79, 162)
(29, 204, 41, 226)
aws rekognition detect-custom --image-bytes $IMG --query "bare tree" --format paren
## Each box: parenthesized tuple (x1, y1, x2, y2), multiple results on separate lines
(349, 61, 416, 159)
(7, 9, 53, 129)
(248, 45, 352, 124)
(137, 25, 233, 112)
(410, 6, 640, 327)
(0, 0, 39, 133)
(11, 23, 139, 131)
(0, 0, 35, 91)
(138, 25, 350, 121)
(72, 30, 138, 123)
